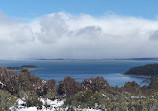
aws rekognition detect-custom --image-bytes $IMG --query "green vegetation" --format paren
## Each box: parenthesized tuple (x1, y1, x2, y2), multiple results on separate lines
(17, 90, 43, 109)
(65, 90, 158, 111)
(43, 91, 56, 100)
(24, 91, 43, 109)
(149, 76, 158, 89)
(0, 90, 17, 111)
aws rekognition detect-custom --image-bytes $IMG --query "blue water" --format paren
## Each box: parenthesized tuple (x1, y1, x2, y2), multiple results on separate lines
(0, 60, 157, 87)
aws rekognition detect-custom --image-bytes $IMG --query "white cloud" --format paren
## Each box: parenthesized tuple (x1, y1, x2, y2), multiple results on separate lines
(0, 12, 158, 59)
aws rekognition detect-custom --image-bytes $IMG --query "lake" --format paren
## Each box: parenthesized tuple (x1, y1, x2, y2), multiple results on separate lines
(0, 59, 157, 87)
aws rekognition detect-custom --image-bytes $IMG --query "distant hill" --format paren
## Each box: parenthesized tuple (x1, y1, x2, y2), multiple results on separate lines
(125, 64, 158, 77)
(115, 58, 158, 61)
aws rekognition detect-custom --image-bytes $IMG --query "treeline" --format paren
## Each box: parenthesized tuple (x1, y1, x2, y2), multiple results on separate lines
(125, 64, 158, 76)
(1, 67, 158, 110)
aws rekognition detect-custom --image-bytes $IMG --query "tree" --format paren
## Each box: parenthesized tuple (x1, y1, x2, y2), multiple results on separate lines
(82, 77, 109, 93)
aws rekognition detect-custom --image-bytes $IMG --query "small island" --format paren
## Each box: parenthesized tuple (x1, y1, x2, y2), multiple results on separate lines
(7, 65, 42, 71)
(124, 64, 158, 78)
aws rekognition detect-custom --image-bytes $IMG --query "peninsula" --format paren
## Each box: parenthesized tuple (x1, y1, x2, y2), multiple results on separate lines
(124, 64, 158, 78)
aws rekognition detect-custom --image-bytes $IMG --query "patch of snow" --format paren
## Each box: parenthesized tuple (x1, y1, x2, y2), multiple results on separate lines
(131, 96, 146, 99)
(42, 80, 46, 83)
(18, 99, 26, 105)
(10, 98, 64, 111)
(10, 98, 105, 111)
(16, 107, 38, 111)
(0, 81, 6, 86)
(76, 108, 103, 111)
(40, 98, 64, 108)
(140, 96, 146, 99)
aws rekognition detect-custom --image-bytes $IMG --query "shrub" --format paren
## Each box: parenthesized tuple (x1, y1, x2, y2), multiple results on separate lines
(46, 79, 56, 90)
(128, 99, 158, 111)
(149, 76, 158, 90)
(122, 81, 140, 94)
(57, 76, 83, 96)
(82, 77, 109, 93)
(42, 79, 56, 97)
(65, 90, 93, 108)
(0, 90, 17, 111)
(57, 81, 65, 95)
(65, 89, 158, 110)
(43, 91, 56, 100)
(24, 91, 43, 109)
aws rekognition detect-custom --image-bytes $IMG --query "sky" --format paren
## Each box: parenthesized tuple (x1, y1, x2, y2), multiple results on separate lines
(0, 0, 158, 59)
(0, 0, 158, 19)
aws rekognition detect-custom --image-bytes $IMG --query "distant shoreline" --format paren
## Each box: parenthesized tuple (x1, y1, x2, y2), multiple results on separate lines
(38, 59, 148, 62)
(37, 58, 158, 62)
(122, 73, 151, 78)
(40, 59, 115, 61)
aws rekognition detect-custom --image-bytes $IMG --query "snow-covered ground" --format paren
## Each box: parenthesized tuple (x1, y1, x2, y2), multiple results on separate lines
(10, 98, 103, 111)
(10, 98, 64, 111)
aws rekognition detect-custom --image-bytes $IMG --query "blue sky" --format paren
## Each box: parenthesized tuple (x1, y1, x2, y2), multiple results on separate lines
(0, 0, 158, 19)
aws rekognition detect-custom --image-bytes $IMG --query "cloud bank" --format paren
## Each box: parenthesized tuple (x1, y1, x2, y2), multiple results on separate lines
(0, 12, 158, 59)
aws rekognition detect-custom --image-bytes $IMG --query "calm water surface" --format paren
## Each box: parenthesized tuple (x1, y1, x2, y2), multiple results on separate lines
(0, 60, 157, 87)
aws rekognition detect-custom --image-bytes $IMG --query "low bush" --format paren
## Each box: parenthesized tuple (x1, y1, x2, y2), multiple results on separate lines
(43, 91, 56, 100)
(23, 91, 43, 109)
(0, 90, 17, 111)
